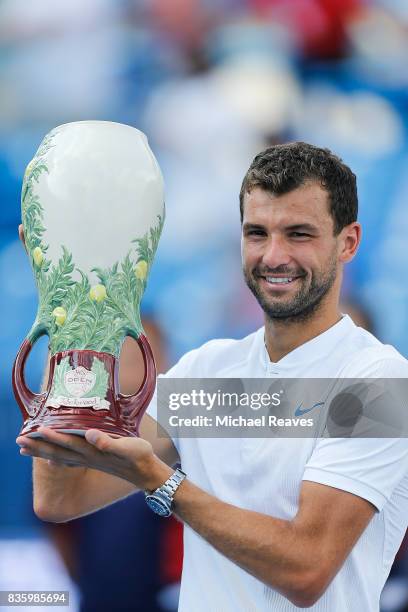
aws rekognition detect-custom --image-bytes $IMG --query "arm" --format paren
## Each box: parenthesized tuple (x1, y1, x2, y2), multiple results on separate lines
(22, 430, 375, 607)
(170, 477, 376, 607)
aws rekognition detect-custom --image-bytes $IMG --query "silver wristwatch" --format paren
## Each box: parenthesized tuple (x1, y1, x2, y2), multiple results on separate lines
(145, 467, 186, 517)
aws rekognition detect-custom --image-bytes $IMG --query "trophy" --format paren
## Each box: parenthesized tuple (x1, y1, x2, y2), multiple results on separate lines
(12, 121, 164, 438)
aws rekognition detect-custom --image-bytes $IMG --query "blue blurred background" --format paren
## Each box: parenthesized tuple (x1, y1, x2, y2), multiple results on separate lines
(1, 1, 408, 610)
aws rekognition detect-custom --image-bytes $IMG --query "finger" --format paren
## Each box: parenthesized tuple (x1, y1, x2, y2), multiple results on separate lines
(47, 458, 81, 468)
(17, 428, 82, 451)
(18, 437, 84, 465)
(18, 427, 100, 453)
(85, 429, 116, 453)
(20, 449, 80, 468)
(34, 427, 92, 453)
(46, 458, 78, 468)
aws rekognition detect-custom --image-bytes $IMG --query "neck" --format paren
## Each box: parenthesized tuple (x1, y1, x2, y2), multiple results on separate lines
(264, 305, 342, 363)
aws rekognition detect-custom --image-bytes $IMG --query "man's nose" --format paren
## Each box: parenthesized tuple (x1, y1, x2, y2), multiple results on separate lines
(262, 235, 291, 269)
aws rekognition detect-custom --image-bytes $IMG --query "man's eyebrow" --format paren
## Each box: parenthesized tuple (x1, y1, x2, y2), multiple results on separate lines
(242, 222, 319, 232)
(242, 222, 266, 231)
(285, 223, 319, 233)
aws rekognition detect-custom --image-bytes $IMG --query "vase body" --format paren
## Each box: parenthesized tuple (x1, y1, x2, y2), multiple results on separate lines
(13, 121, 164, 437)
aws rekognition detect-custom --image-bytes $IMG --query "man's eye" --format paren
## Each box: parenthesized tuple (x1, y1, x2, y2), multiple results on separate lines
(291, 232, 310, 238)
(247, 230, 266, 236)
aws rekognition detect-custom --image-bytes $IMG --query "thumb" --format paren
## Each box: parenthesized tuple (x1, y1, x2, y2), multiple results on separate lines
(85, 429, 113, 452)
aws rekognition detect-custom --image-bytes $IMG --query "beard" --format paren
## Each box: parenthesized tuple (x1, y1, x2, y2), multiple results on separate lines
(243, 255, 338, 323)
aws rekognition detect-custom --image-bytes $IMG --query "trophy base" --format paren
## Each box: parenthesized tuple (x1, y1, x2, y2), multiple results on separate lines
(14, 342, 156, 440)
(20, 412, 139, 439)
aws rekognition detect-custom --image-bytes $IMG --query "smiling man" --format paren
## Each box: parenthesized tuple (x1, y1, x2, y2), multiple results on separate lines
(17, 142, 408, 611)
(242, 184, 338, 323)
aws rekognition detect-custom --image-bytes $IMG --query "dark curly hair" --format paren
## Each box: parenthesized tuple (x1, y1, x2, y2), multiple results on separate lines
(239, 142, 358, 235)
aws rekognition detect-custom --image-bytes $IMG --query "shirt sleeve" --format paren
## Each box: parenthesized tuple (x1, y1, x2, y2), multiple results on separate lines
(302, 437, 408, 511)
(303, 356, 408, 511)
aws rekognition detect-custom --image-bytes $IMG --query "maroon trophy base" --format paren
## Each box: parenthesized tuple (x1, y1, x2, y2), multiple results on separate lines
(13, 336, 156, 439)
(20, 410, 141, 439)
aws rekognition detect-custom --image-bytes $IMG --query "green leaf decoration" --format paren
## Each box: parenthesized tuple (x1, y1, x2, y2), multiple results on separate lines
(30, 164, 49, 184)
(83, 357, 109, 399)
(49, 269, 92, 354)
(132, 213, 164, 270)
(149, 213, 164, 258)
(22, 130, 56, 260)
(42, 246, 75, 308)
(49, 356, 72, 397)
(132, 233, 151, 264)
(22, 139, 164, 357)
(92, 255, 143, 349)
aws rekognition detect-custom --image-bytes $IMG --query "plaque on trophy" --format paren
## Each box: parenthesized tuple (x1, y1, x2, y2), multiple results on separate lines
(13, 121, 164, 438)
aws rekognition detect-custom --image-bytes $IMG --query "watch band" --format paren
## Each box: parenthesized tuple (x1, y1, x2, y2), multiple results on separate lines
(158, 467, 186, 498)
(145, 467, 186, 517)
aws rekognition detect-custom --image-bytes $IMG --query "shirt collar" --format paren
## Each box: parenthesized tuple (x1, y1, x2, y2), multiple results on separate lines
(258, 314, 356, 372)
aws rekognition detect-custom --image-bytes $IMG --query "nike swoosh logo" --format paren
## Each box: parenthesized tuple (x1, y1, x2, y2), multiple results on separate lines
(294, 402, 325, 417)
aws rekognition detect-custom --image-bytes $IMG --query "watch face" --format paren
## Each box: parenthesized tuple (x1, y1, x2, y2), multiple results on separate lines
(145, 495, 171, 517)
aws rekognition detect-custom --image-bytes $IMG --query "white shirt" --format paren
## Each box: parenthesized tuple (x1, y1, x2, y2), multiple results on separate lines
(147, 315, 408, 611)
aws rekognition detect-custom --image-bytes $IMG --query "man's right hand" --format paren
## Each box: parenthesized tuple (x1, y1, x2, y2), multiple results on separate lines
(17, 424, 172, 493)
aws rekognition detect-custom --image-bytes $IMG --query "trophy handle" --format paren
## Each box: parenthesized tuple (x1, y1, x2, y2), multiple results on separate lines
(12, 328, 48, 421)
(118, 333, 156, 428)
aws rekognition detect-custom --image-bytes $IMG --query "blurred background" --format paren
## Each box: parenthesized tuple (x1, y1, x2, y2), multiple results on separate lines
(1, 0, 408, 610)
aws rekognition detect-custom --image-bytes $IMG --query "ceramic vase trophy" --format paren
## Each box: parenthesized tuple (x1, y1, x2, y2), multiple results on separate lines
(13, 121, 164, 438)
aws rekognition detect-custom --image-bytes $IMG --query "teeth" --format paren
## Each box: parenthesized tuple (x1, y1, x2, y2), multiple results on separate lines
(265, 277, 294, 284)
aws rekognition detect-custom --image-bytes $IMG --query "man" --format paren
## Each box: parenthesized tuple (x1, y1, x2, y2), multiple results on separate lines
(17, 142, 408, 610)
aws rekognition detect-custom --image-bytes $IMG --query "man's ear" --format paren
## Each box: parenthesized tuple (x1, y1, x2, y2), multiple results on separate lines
(18, 224, 27, 253)
(338, 222, 361, 264)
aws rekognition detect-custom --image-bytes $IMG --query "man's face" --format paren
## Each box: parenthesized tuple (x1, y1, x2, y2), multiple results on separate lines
(241, 182, 340, 322)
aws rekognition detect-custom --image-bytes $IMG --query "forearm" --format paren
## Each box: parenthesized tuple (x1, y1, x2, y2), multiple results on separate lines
(172, 479, 319, 605)
(33, 457, 88, 521)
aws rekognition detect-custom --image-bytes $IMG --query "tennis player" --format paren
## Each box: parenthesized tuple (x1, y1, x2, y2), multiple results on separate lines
(17, 142, 408, 610)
